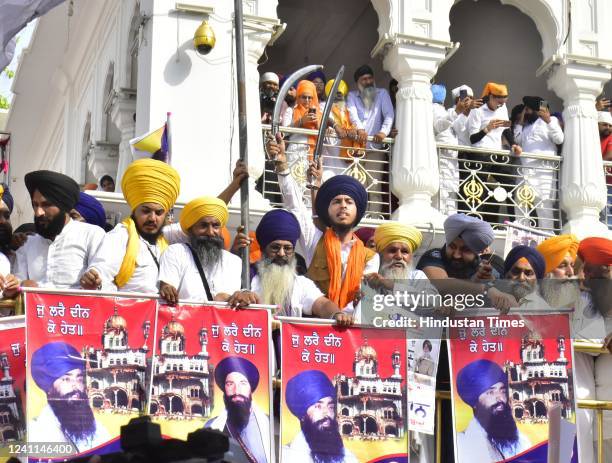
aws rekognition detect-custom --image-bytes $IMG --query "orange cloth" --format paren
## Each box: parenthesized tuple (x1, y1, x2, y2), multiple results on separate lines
(323, 228, 366, 309)
(221, 227, 231, 250)
(578, 237, 612, 265)
(330, 105, 364, 159)
(481, 82, 508, 98)
(248, 231, 262, 264)
(293, 80, 321, 155)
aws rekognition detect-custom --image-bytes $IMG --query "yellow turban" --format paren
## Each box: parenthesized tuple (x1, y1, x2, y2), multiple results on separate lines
(180, 196, 229, 233)
(481, 82, 508, 98)
(374, 222, 423, 253)
(536, 234, 580, 274)
(121, 159, 180, 211)
(325, 79, 348, 98)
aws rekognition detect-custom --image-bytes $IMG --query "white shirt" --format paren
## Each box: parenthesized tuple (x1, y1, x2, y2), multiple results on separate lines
(453, 112, 471, 146)
(433, 103, 458, 145)
(14, 219, 104, 288)
(457, 417, 531, 463)
(346, 88, 394, 136)
(158, 243, 242, 301)
(251, 273, 323, 317)
(0, 252, 10, 277)
(466, 102, 509, 150)
(513, 116, 563, 168)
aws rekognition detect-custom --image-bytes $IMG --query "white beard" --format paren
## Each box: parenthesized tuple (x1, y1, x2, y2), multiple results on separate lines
(359, 86, 377, 110)
(335, 100, 346, 111)
(257, 258, 297, 308)
(540, 278, 581, 308)
(380, 260, 411, 280)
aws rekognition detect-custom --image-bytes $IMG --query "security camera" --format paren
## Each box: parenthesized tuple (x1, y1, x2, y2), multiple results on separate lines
(193, 20, 215, 55)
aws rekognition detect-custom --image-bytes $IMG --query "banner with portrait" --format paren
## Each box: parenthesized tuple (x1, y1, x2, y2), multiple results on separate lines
(149, 303, 273, 463)
(448, 313, 578, 463)
(25, 291, 157, 461)
(281, 322, 409, 463)
(0, 316, 26, 459)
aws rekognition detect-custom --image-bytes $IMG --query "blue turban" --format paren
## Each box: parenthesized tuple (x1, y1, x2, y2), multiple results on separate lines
(0, 183, 13, 213)
(31, 342, 85, 394)
(504, 245, 546, 280)
(75, 192, 107, 229)
(431, 84, 447, 104)
(308, 70, 326, 83)
(457, 359, 507, 408)
(214, 356, 259, 392)
(285, 370, 336, 420)
(314, 175, 368, 227)
(444, 214, 494, 253)
(256, 209, 301, 251)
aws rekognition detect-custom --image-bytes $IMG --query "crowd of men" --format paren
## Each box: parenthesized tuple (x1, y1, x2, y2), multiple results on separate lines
(260, 66, 612, 227)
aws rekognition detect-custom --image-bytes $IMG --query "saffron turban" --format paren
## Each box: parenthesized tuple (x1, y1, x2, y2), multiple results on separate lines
(536, 234, 580, 274)
(355, 227, 376, 245)
(443, 214, 494, 253)
(25, 170, 80, 212)
(31, 342, 85, 394)
(307, 70, 326, 83)
(374, 222, 423, 254)
(0, 183, 13, 213)
(75, 192, 107, 229)
(457, 359, 507, 408)
(325, 79, 349, 98)
(255, 209, 301, 251)
(431, 84, 447, 104)
(578, 237, 612, 265)
(481, 82, 508, 98)
(314, 175, 368, 227)
(354, 64, 374, 82)
(451, 85, 473, 99)
(214, 356, 259, 392)
(504, 245, 546, 279)
(285, 370, 336, 420)
(179, 196, 229, 233)
(121, 158, 180, 212)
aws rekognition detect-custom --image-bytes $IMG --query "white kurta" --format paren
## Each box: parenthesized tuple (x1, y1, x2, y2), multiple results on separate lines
(14, 219, 104, 288)
(251, 273, 323, 317)
(0, 252, 10, 276)
(29, 404, 110, 453)
(282, 430, 359, 463)
(466, 103, 509, 150)
(433, 103, 460, 214)
(158, 243, 242, 300)
(456, 417, 531, 463)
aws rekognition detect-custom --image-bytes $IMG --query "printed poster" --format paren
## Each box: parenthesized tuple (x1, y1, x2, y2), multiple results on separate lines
(448, 314, 578, 463)
(0, 316, 26, 462)
(407, 337, 441, 435)
(281, 322, 408, 463)
(150, 303, 273, 463)
(25, 292, 157, 461)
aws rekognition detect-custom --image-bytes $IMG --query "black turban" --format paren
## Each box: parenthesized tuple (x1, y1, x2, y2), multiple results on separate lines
(25, 170, 80, 212)
(504, 245, 546, 280)
(214, 356, 259, 392)
(314, 175, 368, 227)
(354, 64, 374, 82)
(522, 96, 544, 111)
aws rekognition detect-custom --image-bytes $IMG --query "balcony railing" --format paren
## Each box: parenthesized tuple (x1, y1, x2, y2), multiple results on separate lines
(261, 124, 394, 220)
(437, 144, 562, 233)
(605, 160, 612, 229)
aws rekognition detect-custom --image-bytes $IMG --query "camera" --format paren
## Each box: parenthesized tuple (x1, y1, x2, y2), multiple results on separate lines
(459, 89, 468, 99)
(193, 20, 216, 56)
(260, 88, 278, 114)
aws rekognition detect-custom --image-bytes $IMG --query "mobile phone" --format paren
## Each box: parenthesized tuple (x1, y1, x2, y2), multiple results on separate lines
(308, 108, 316, 114)
(459, 89, 468, 99)
(539, 100, 548, 110)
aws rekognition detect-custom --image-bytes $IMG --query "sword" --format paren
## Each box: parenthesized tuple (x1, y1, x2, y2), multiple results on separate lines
(307, 65, 345, 189)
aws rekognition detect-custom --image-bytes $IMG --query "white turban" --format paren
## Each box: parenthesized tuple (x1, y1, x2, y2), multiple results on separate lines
(451, 85, 474, 99)
(260, 72, 279, 85)
(598, 111, 612, 125)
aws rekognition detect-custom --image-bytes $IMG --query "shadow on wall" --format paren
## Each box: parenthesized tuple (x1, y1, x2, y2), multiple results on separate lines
(436, 0, 564, 113)
(258, 0, 393, 91)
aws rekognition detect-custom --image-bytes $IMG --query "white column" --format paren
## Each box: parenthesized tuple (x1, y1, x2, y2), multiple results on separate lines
(548, 61, 611, 238)
(382, 41, 448, 227)
(110, 93, 137, 191)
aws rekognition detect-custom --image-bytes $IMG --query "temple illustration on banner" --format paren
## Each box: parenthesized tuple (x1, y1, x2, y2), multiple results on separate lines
(149, 317, 214, 419)
(505, 333, 574, 422)
(83, 309, 150, 413)
(0, 352, 25, 443)
(334, 341, 405, 439)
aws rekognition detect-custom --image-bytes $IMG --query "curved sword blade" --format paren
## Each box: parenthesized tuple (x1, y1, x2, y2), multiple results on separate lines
(313, 65, 345, 162)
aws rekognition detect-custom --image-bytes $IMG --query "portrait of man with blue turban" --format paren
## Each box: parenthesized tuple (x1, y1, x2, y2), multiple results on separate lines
(456, 359, 530, 462)
(28, 342, 109, 452)
(205, 356, 270, 463)
(283, 370, 358, 463)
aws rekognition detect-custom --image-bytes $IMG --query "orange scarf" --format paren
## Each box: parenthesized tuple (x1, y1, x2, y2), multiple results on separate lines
(331, 105, 364, 158)
(324, 228, 366, 309)
(293, 80, 321, 155)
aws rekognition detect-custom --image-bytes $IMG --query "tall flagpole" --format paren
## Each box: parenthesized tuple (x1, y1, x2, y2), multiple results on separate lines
(234, 0, 250, 289)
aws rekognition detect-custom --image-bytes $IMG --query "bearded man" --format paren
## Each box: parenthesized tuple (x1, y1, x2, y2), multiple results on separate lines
(205, 356, 270, 463)
(456, 359, 531, 462)
(29, 342, 109, 452)
(158, 196, 258, 307)
(536, 234, 581, 308)
(502, 245, 549, 309)
(283, 369, 358, 463)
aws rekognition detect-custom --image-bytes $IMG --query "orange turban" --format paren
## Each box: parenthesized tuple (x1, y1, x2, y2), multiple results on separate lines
(578, 237, 612, 266)
(536, 234, 580, 274)
(292, 80, 321, 155)
(481, 82, 508, 98)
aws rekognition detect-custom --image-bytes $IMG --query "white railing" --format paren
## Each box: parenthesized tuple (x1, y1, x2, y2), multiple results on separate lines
(605, 161, 612, 229)
(261, 124, 394, 220)
(437, 143, 562, 232)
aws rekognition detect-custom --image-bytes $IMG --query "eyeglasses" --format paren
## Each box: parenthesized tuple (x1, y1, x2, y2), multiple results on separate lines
(299, 95, 314, 100)
(268, 244, 294, 255)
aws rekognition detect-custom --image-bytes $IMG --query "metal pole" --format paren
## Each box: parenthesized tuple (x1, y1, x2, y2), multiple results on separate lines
(597, 409, 603, 463)
(233, 0, 250, 290)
